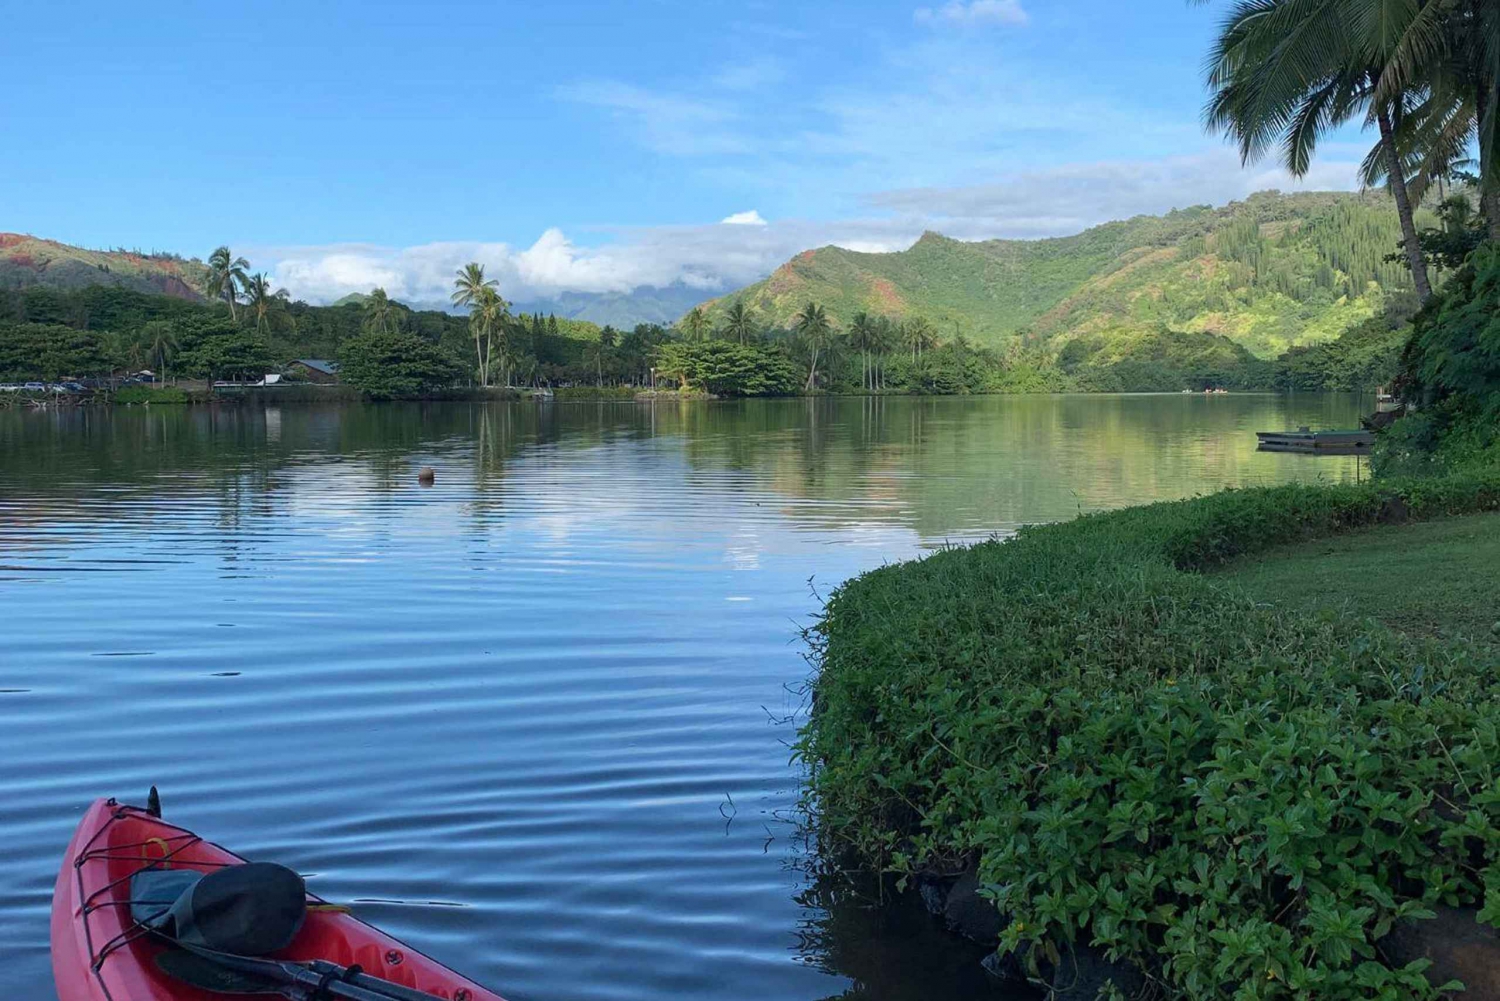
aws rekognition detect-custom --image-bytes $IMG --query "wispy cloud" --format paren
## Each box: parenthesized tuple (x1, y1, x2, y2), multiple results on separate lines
(866, 150, 1363, 238)
(262, 151, 1361, 307)
(914, 0, 1029, 27)
(711, 57, 786, 93)
(728, 20, 812, 41)
(554, 81, 748, 156)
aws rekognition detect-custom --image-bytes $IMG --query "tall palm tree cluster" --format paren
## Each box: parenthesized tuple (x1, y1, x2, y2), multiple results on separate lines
(784, 302, 944, 392)
(200, 246, 293, 336)
(1201, 0, 1500, 303)
(451, 262, 509, 388)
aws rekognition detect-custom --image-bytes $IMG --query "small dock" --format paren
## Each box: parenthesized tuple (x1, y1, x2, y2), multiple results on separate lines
(1256, 427, 1374, 455)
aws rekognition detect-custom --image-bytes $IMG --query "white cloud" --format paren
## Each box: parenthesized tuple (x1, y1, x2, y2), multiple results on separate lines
(866, 150, 1362, 238)
(259, 151, 1362, 307)
(260, 220, 914, 306)
(914, 0, 1028, 27)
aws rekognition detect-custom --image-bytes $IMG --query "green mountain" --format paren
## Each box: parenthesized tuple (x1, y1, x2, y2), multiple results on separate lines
(0, 233, 209, 300)
(698, 191, 1420, 359)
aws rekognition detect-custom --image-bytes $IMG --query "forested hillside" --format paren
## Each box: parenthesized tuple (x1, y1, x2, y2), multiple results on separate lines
(0, 234, 209, 300)
(0, 282, 616, 387)
(698, 191, 1419, 359)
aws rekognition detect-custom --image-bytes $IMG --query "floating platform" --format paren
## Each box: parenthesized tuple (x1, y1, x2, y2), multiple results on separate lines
(1256, 427, 1374, 454)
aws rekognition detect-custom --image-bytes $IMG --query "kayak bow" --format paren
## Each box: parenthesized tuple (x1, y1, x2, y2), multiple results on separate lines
(52, 798, 504, 1001)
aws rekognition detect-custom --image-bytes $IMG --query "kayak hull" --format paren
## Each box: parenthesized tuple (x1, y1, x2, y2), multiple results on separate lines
(52, 798, 503, 1001)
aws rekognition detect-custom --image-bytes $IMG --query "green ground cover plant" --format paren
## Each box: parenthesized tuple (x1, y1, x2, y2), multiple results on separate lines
(112, 385, 189, 404)
(799, 472, 1500, 999)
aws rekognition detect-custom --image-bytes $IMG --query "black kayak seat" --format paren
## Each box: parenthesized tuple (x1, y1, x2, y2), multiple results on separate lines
(131, 862, 307, 956)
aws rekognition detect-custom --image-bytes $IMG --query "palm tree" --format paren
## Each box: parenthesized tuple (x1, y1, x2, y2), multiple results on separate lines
(138, 320, 179, 384)
(722, 302, 756, 344)
(595, 326, 618, 386)
(475, 286, 510, 387)
(1201, 0, 1433, 299)
(680, 307, 710, 343)
(904, 317, 936, 362)
(363, 287, 395, 334)
(244, 273, 292, 337)
(1374, 0, 1499, 239)
(847, 312, 878, 391)
(203, 246, 250, 320)
(794, 302, 834, 391)
(452, 263, 500, 387)
(870, 316, 896, 392)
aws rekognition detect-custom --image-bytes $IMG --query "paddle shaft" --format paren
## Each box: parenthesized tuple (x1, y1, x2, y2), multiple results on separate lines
(307, 961, 456, 1001)
(188, 949, 428, 1001)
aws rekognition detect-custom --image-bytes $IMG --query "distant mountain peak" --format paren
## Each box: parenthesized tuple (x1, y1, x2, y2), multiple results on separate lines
(692, 189, 1412, 360)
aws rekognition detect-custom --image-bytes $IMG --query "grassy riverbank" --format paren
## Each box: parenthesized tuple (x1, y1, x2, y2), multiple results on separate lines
(799, 471, 1500, 998)
(1218, 513, 1500, 648)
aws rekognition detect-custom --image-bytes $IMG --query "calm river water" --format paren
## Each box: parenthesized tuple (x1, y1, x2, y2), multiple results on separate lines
(1, 394, 1365, 1001)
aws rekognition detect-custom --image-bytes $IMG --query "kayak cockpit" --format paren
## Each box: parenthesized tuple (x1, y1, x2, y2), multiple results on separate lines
(52, 798, 502, 1001)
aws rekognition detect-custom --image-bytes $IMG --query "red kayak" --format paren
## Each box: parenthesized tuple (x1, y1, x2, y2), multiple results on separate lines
(53, 797, 505, 1001)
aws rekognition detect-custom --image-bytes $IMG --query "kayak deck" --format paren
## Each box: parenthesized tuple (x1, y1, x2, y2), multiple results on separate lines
(53, 798, 503, 1001)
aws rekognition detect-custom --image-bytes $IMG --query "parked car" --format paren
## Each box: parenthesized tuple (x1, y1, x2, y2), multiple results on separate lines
(22, 382, 46, 392)
(0, 384, 20, 392)
(58, 382, 88, 393)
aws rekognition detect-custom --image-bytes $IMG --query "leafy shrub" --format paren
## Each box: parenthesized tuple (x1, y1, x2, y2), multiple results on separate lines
(339, 330, 461, 399)
(654, 340, 799, 396)
(800, 472, 1500, 999)
(0, 322, 116, 379)
(1373, 398, 1500, 479)
(113, 385, 189, 404)
(1402, 243, 1500, 410)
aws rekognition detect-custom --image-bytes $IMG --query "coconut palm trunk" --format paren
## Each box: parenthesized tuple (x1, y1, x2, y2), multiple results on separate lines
(1478, 85, 1500, 241)
(1376, 107, 1434, 300)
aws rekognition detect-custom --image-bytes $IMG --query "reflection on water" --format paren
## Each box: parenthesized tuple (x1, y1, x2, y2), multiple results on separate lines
(0, 396, 1364, 1000)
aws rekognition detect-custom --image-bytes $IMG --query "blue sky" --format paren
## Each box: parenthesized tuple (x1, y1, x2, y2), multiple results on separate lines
(0, 0, 1368, 303)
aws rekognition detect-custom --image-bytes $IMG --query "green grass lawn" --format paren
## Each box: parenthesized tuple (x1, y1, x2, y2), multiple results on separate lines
(1217, 512, 1500, 646)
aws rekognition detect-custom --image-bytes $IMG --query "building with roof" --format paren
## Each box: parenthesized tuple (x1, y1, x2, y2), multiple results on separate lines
(285, 359, 340, 384)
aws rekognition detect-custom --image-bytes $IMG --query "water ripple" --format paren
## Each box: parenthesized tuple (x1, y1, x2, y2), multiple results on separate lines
(0, 397, 1366, 1000)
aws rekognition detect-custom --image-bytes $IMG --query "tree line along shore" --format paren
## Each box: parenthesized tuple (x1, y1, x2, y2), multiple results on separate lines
(3, 211, 1476, 404)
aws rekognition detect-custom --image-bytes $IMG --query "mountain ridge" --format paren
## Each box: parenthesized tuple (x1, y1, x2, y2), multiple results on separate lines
(0, 233, 721, 330)
(694, 191, 1419, 359)
(0, 233, 208, 300)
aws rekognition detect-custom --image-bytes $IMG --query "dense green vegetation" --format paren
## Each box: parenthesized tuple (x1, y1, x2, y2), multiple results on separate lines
(800, 471, 1500, 998)
(0, 278, 614, 393)
(1373, 242, 1500, 481)
(113, 385, 190, 404)
(337, 329, 463, 399)
(0, 272, 1419, 397)
(800, 8, 1500, 985)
